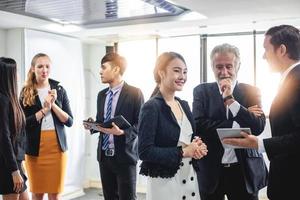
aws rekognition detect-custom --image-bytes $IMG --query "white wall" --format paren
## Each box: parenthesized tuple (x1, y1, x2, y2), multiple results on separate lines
(0, 28, 25, 90)
(82, 43, 107, 187)
(0, 29, 6, 56)
(6, 29, 26, 88)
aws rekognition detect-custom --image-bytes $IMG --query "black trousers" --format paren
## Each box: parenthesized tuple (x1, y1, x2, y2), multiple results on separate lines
(99, 155, 137, 200)
(200, 163, 258, 200)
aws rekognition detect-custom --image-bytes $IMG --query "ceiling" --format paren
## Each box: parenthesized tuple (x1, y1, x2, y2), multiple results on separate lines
(0, 0, 300, 43)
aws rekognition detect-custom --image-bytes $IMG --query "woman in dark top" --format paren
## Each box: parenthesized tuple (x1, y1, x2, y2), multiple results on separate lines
(138, 52, 208, 200)
(0, 57, 29, 200)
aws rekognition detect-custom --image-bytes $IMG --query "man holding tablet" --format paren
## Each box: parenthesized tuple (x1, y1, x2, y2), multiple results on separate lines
(83, 52, 144, 200)
(193, 43, 268, 200)
(223, 25, 300, 200)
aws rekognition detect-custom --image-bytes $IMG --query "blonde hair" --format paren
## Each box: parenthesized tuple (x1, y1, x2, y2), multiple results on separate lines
(21, 53, 50, 107)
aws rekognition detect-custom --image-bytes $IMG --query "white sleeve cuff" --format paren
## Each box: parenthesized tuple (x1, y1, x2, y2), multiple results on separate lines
(258, 138, 266, 153)
(229, 101, 240, 117)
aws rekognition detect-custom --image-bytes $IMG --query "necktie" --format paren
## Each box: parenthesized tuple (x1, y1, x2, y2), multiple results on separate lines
(102, 90, 113, 150)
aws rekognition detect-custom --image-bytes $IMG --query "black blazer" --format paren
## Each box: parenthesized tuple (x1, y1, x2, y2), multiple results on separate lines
(138, 93, 197, 178)
(193, 82, 267, 194)
(263, 65, 300, 199)
(95, 82, 144, 165)
(0, 93, 25, 173)
(20, 79, 73, 156)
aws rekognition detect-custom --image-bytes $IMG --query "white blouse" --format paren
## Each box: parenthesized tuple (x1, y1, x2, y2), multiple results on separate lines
(37, 86, 55, 131)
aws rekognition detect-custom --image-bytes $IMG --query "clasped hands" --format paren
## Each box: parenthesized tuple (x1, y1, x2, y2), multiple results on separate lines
(43, 89, 57, 112)
(182, 137, 208, 160)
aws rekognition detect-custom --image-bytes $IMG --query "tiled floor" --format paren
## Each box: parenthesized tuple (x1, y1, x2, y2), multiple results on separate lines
(72, 188, 146, 200)
(71, 188, 269, 200)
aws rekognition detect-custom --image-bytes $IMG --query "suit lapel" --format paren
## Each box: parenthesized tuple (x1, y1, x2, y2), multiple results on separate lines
(212, 83, 227, 116)
(98, 89, 108, 122)
(233, 82, 245, 104)
(115, 82, 128, 115)
(35, 95, 43, 109)
(179, 100, 195, 132)
(270, 65, 300, 119)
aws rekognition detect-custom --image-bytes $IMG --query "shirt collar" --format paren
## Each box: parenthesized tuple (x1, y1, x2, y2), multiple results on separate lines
(106, 81, 124, 95)
(280, 61, 300, 85)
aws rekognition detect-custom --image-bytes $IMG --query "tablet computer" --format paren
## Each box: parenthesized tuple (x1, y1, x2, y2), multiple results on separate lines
(83, 115, 131, 130)
(217, 128, 251, 149)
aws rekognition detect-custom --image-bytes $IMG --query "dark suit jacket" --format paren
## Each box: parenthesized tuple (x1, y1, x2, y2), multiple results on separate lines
(264, 65, 300, 199)
(95, 82, 144, 165)
(20, 79, 73, 156)
(138, 93, 198, 178)
(0, 93, 25, 173)
(193, 82, 267, 194)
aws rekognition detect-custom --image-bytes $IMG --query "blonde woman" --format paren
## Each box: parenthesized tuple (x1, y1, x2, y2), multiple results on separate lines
(20, 53, 73, 200)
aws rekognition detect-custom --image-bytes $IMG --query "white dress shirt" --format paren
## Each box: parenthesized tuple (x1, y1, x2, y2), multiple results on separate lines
(218, 81, 241, 164)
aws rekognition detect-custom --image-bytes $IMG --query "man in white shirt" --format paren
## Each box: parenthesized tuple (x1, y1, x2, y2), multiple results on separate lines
(193, 43, 268, 200)
(223, 24, 300, 200)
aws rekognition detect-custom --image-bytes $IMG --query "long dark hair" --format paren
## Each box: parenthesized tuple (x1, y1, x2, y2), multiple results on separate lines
(0, 57, 25, 137)
(151, 52, 186, 97)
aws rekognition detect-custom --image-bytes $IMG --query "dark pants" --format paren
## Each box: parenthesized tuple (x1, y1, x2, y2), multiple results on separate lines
(200, 163, 258, 200)
(99, 154, 137, 200)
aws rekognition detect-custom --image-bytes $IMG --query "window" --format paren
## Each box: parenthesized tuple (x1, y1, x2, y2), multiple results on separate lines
(206, 34, 255, 85)
(255, 34, 281, 114)
(119, 39, 157, 100)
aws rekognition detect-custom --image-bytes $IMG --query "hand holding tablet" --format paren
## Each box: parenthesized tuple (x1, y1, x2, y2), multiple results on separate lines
(217, 128, 251, 149)
(83, 115, 131, 132)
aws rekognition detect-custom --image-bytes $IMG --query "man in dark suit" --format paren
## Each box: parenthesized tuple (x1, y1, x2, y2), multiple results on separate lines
(223, 25, 300, 200)
(193, 43, 268, 200)
(84, 52, 144, 200)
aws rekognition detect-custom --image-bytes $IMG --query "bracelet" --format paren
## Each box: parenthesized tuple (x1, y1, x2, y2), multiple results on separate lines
(223, 94, 234, 102)
(179, 146, 184, 158)
(40, 109, 46, 117)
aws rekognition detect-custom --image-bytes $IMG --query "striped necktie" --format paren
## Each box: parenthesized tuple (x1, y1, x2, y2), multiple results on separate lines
(102, 90, 113, 150)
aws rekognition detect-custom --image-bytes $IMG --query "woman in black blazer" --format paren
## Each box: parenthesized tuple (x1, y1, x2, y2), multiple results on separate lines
(138, 52, 208, 200)
(0, 57, 29, 200)
(20, 53, 73, 200)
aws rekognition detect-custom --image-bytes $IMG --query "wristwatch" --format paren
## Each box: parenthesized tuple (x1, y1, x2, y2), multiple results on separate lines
(223, 94, 234, 102)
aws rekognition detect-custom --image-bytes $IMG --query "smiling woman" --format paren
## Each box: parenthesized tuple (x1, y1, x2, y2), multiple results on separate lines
(138, 52, 207, 200)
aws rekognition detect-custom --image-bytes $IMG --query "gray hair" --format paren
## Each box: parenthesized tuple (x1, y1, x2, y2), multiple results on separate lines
(210, 43, 241, 68)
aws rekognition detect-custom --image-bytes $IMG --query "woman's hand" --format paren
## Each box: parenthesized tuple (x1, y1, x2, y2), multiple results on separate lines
(12, 170, 23, 193)
(192, 137, 208, 159)
(48, 89, 57, 103)
(183, 137, 208, 159)
(44, 94, 53, 111)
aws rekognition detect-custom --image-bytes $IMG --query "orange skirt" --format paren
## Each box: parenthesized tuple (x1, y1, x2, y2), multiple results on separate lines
(25, 130, 67, 193)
